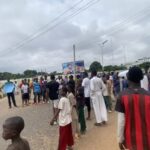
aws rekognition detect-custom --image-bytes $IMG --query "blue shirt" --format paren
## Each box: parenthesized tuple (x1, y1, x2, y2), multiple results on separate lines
(33, 82, 41, 93)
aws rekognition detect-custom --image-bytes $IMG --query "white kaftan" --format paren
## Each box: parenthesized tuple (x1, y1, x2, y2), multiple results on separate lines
(90, 76, 107, 123)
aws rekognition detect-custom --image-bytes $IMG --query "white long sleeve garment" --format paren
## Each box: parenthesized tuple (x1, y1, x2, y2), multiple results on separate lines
(117, 112, 125, 143)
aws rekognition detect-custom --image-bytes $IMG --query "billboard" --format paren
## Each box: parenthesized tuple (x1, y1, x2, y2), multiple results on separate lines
(62, 60, 85, 75)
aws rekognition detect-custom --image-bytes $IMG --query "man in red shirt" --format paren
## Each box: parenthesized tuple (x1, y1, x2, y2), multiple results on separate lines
(115, 66, 150, 150)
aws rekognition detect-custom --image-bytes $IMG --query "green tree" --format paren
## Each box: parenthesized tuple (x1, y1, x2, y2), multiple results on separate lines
(24, 70, 37, 77)
(139, 62, 150, 73)
(50, 71, 57, 75)
(104, 65, 127, 72)
(104, 65, 114, 72)
(89, 61, 102, 72)
(37, 71, 46, 76)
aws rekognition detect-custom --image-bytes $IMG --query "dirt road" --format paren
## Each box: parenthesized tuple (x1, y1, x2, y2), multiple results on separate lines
(0, 95, 119, 150)
(75, 111, 119, 150)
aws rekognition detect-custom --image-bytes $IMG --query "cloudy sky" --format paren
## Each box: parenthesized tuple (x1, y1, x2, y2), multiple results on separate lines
(0, 0, 150, 73)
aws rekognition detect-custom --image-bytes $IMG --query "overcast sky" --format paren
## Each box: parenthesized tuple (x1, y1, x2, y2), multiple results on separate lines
(0, 0, 150, 73)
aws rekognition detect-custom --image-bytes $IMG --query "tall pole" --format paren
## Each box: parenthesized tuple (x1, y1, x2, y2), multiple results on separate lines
(101, 40, 108, 72)
(111, 38, 114, 66)
(73, 44, 76, 79)
(101, 45, 104, 72)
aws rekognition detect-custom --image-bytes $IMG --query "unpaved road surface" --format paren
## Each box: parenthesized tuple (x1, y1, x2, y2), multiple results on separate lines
(0, 94, 119, 150)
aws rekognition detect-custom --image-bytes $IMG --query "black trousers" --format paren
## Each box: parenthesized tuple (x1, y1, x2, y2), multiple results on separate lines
(85, 97, 91, 112)
(34, 92, 41, 103)
(7, 92, 17, 108)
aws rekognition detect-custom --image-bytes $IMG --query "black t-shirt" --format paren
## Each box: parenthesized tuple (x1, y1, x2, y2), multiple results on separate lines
(76, 86, 85, 109)
(46, 80, 59, 100)
(67, 79, 75, 90)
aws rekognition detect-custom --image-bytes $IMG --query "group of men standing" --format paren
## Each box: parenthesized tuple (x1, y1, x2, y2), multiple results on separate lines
(3, 66, 150, 150)
(3, 71, 109, 127)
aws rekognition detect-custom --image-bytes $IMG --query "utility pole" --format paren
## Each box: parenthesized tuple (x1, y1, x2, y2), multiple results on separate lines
(73, 44, 77, 95)
(123, 46, 127, 65)
(73, 44, 76, 79)
(101, 44, 104, 72)
(100, 40, 108, 72)
(111, 38, 114, 66)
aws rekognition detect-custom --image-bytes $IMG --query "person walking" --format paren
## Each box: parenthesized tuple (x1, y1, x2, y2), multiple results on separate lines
(115, 66, 150, 150)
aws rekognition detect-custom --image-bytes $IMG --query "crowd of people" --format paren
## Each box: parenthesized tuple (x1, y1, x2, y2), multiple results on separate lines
(2, 66, 150, 150)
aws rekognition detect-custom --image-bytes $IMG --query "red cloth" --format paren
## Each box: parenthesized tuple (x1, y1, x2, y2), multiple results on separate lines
(58, 123, 74, 150)
(122, 94, 150, 150)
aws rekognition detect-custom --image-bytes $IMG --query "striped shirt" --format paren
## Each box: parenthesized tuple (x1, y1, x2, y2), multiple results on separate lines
(115, 88, 150, 150)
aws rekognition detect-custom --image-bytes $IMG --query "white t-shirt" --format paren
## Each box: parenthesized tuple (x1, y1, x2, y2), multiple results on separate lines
(58, 97, 72, 126)
(82, 77, 90, 98)
(21, 84, 28, 94)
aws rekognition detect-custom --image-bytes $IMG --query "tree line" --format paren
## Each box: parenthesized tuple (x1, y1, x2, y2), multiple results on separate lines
(89, 61, 127, 72)
(0, 70, 38, 80)
(89, 61, 150, 73)
(0, 61, 150, 80)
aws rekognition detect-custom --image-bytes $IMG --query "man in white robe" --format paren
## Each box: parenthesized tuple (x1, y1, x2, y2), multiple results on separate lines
(90, 70, 107, 126)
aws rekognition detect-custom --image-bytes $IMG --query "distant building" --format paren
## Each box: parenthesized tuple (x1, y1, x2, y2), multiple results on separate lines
(125, 57, 150, 69)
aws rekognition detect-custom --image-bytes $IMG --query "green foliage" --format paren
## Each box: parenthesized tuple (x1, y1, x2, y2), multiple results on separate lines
(104, 65, 114, 72)
(104, 64, 127, 72)
(50, 71, 57, 75)
(37, 71, 46, 76)
(0, 72, 24, 80)
(139, 62, 150, 73)
(24, 70, 37, 77)
(89, 61, 127, 72)
(89, 61, 102, 72)
(0, 70, 37, 80)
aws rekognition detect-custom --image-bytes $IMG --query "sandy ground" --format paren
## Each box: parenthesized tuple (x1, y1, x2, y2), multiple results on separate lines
(0, 94, 119, 150)
(75, 111, 119, 150)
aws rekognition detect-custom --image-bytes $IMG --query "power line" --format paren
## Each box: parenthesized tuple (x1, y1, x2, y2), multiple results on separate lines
(1, 0, 84, 53)
(93, 6, 150, 41)
(1, 0, 100, 57)
(106, 9, 150, 37)
(66, 0, 100, 21)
